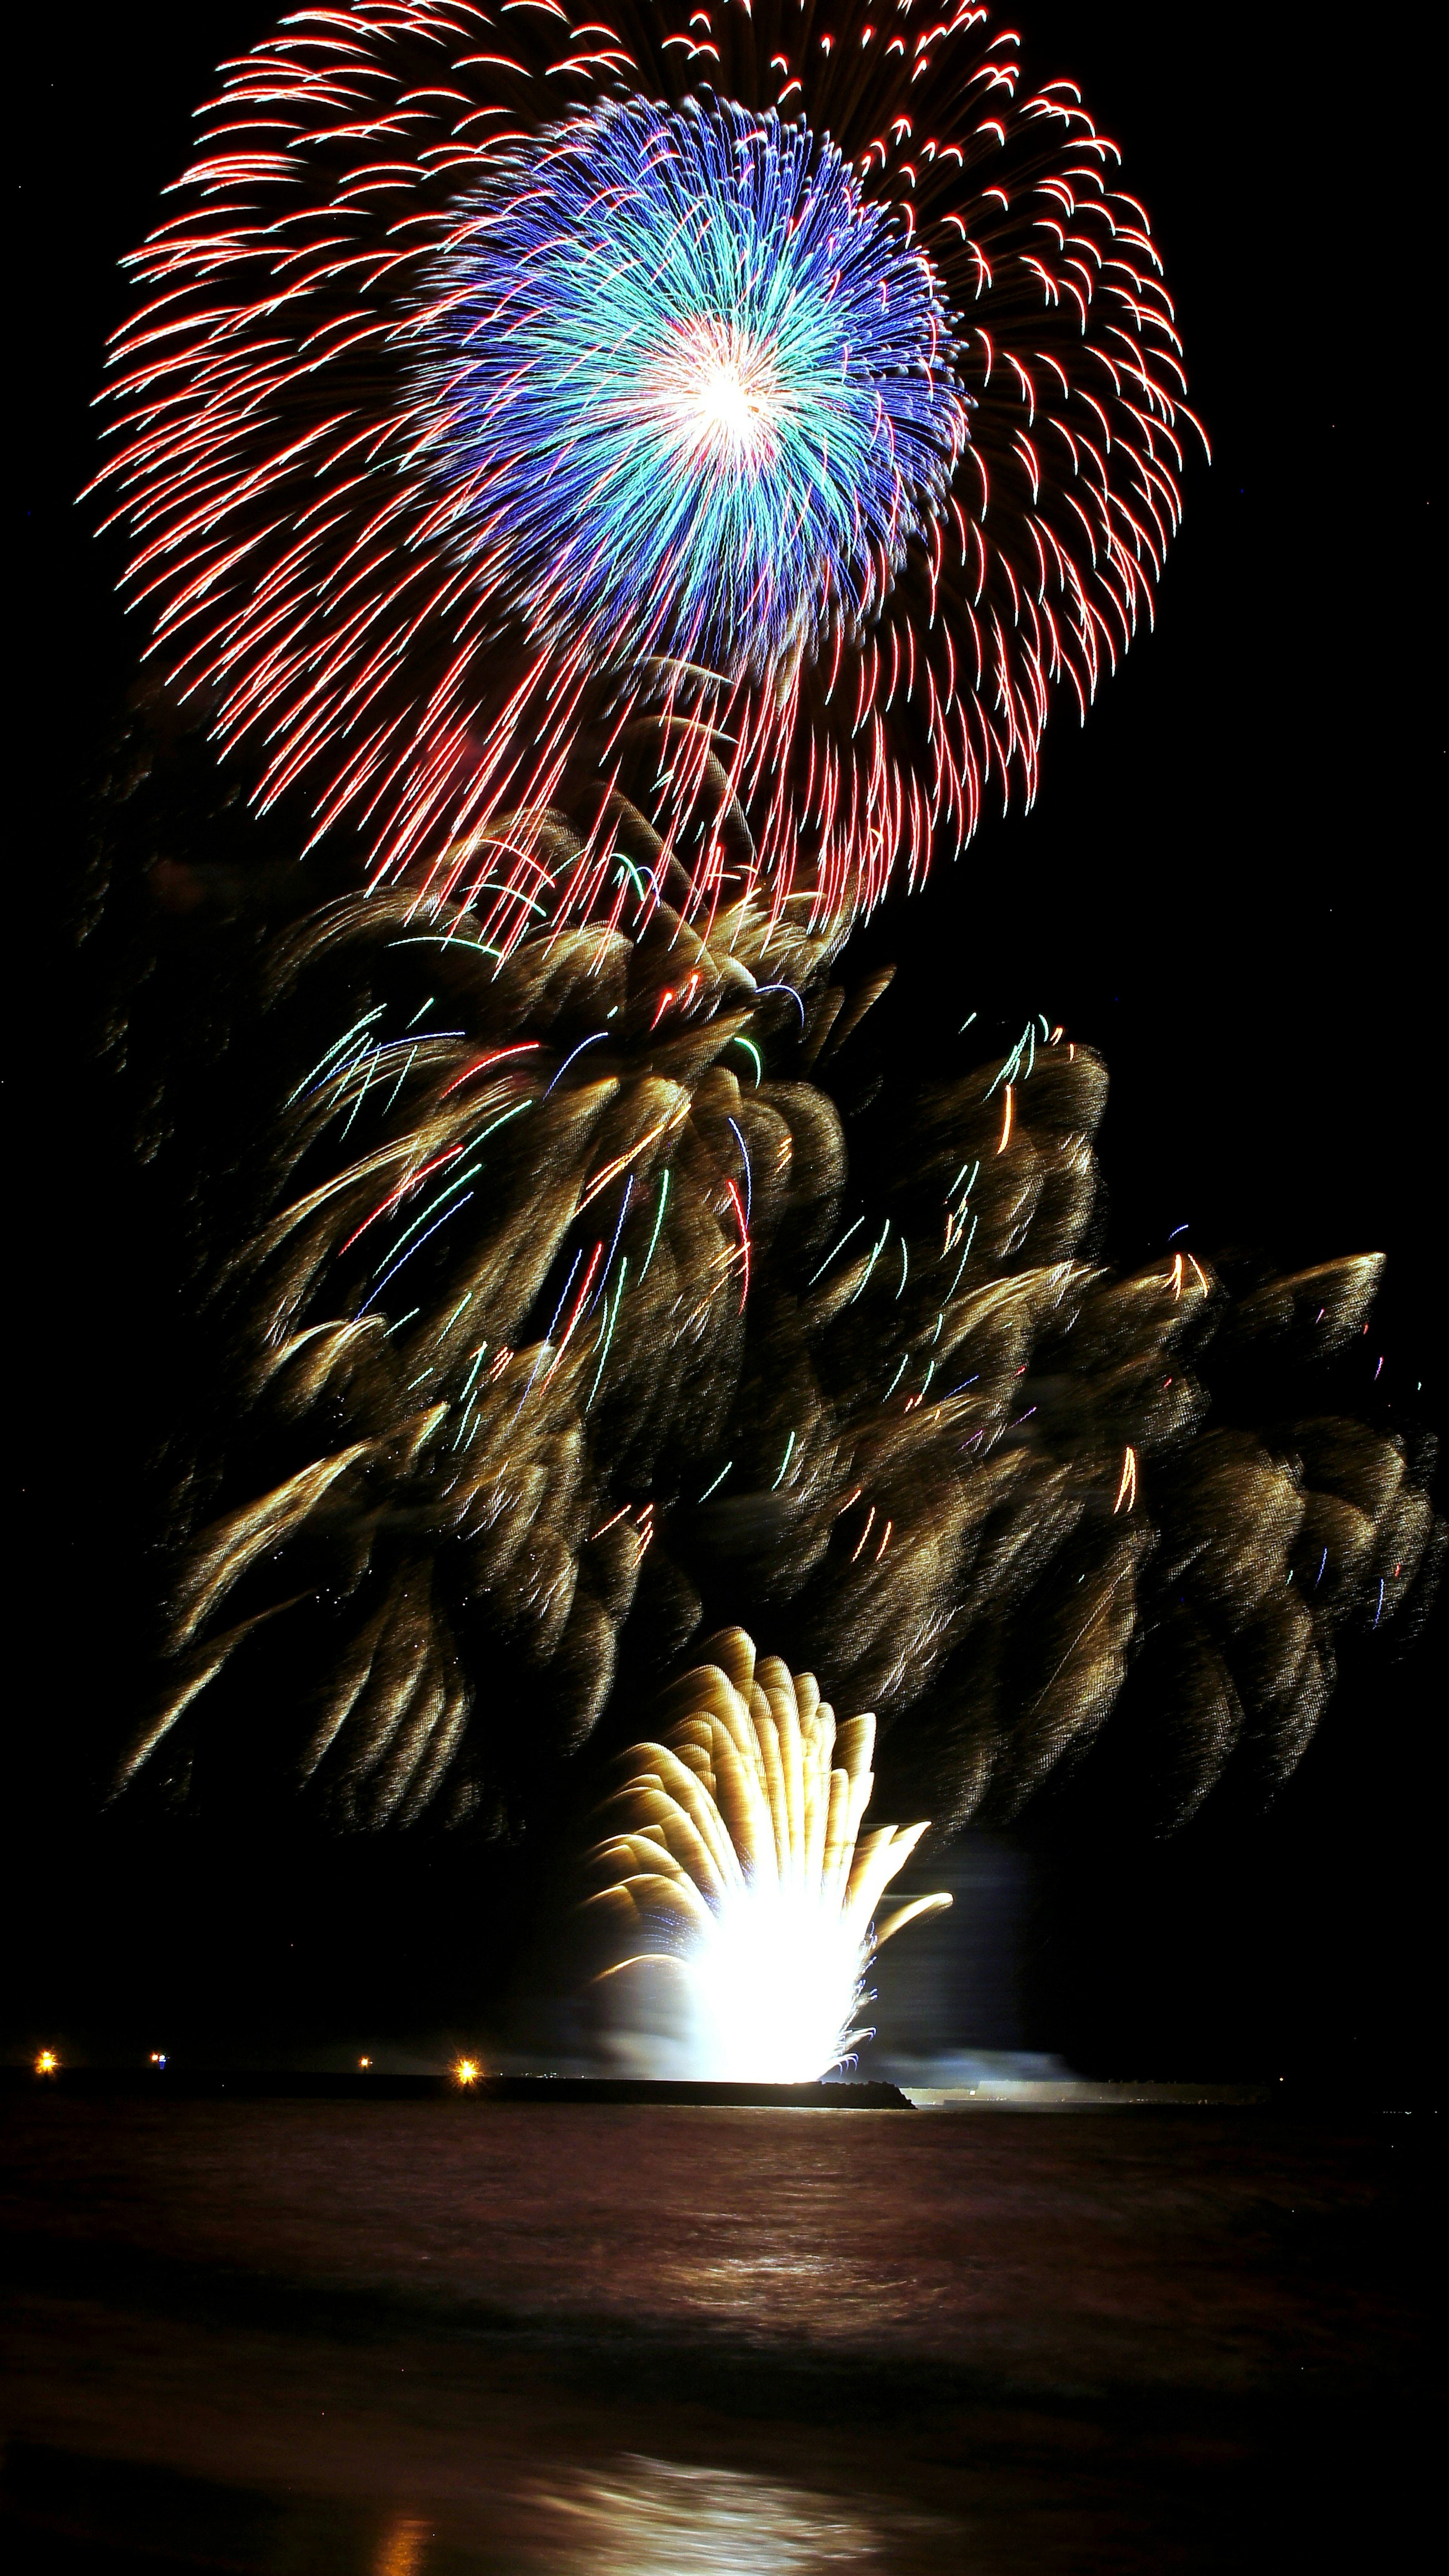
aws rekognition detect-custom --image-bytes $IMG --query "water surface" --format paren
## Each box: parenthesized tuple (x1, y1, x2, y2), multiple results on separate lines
(1, 2099, 1424, 2569)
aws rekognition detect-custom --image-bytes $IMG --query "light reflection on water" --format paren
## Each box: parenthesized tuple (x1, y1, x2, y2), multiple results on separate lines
(368, 2459, 897, 2574)
(6, 2100, 1405, 2573)
(10, 2446, 925, 2576)
(375, 2514, 432, 2576)
(528, 2454, 888, 2571)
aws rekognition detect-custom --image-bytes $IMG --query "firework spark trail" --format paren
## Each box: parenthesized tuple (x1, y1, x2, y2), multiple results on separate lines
(80, 5, 1438, 1866)
(411, 96, 968, 679)
(93, 0, 1202, 939)
(113, 867, 1439, 1843)
(584, 1626, 951, 2081)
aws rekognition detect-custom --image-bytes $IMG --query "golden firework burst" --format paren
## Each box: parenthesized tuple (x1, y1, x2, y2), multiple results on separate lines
(587, 1627, 949, 2081)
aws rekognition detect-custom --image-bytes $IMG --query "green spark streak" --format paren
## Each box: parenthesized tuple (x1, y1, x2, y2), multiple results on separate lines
(849, 1220, 891, 1304)
(808, 1213, 864, 1286)
(373, 1160, 482, 1274)
(697, 1460, 733, 1503)
(640, 1169, 671, 1278)
(432, 1291, 474, 1348)
(457, 1342, 490, 1401)
(945, 1211, 978, 1300)
(338, 1050, 379, 1139)
(984, 1025, 1031, 1099)
(476, 1100, 534, 1145)
(405, 995, 436, 1029)
(382, 1044, 419, 1116)
(884, 1352, 910, 1398)
(441, 881, 551, 922)
(387, 933, 505, 958)
(729, 1036, 763, 1084)
(586, 1257, 628, 1411)
(772, 1430, 796, 1490)
(451, 1345, 490, 1448)
(895, 1239, 909, 1300)
(286, 1008, 385, 1107)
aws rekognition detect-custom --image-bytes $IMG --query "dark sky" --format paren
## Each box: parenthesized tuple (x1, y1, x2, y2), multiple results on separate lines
(16, 4, 1440, 2078)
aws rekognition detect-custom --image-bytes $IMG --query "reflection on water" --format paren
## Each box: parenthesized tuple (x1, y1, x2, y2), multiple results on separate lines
(2, 2100, 1422, 2573)
(8, 2444, 910, 2574)
(531, 2456, 885, 2572)
(375, 2512, 432, 2576)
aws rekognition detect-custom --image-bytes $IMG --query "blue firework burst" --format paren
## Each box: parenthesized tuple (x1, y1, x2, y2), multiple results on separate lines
(409, 95, 969, 677)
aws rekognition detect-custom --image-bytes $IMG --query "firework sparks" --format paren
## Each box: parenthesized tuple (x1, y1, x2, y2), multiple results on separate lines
(103, 860, 1439, 1847)
(411, 96, 967, 677)
(586, 1628, 949, 2081)
(94, 0, 1202, 932)
(78, 9, 1437, 1890)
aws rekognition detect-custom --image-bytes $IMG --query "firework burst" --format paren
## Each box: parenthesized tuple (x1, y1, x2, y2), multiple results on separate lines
(95, 0, 1202, 937)
(104, 844, 1438, 1844)
(411, 95, 968, 676)
(82, 9, 1437, 1891)
(586, 1627, 950, 2080)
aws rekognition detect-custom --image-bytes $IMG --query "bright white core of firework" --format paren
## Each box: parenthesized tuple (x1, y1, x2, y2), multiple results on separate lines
(651, 320, 783, 471)
(588, 1633, 949, 2085)
(677, 1878, 874, 2083)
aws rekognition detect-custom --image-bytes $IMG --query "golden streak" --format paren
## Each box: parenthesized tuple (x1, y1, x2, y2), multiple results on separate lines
(585, 1626, 949, 2081)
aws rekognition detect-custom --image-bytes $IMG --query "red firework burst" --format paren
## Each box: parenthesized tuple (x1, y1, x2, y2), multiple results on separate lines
(93, 0, 1204, 951)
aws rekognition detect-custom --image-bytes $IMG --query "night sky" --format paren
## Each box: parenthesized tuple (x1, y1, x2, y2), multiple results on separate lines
(14, 3, 1440, 2082)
